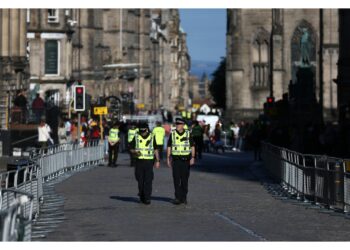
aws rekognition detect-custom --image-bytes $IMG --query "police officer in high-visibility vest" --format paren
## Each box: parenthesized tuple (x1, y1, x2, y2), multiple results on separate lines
(128, 122, 139, 167)
(130, 123, 160, 204)
(152, 121, 165, 160)
(108, 122, 120, 167)
(167, 118, 195, 205)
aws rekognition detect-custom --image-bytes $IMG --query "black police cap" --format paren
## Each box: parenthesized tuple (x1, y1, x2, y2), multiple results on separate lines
(175, 118, 186, 124)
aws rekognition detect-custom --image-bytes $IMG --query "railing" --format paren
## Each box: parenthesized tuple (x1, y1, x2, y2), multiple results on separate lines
(0, 140, 104, 241)
(0, 189, 34, 241)
(262, 142, 350, 213)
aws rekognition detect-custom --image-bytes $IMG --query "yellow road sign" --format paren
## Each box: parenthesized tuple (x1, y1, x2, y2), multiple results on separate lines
(94, 106, 108, 115)
(137, 103, 145, 109)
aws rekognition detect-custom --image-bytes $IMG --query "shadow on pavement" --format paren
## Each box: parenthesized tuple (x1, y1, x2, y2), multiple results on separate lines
(150, 196, 173, 203)
(110, 195, 173, 204)
(191, 151, 263, 183)
(110, 196, 140, 203)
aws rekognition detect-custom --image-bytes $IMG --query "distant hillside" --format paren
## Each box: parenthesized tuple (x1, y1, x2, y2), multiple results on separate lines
(190, 60, 220, 79)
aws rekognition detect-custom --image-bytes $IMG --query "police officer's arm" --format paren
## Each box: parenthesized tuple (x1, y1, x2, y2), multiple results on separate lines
(166, 134, 172, 168)
(166, 134, 172, 159)
(129, 137, 138, 154)
(190, 133, 195, 165)
(153, 139, 160, 162)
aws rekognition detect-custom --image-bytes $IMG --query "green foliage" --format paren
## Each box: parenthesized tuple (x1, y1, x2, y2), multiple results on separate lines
(209, 57, 226, 110)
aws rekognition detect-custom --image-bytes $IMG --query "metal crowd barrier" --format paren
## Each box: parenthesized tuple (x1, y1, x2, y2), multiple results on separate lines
(262, 142, 350, 213)
(0, 140, 104, 241)
(0, 189, 34, 241)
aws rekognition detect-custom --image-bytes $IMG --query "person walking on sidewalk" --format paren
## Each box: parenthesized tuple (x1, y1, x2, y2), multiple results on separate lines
(167, 118, 195, 205)
(191, 120, 204, 159)
(152, 121, 165, 160)
(108, 122, 120, 167)
(130, 123, 160, 204)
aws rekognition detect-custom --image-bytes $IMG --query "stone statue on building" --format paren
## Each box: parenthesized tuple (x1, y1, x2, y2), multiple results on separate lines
(300, 28, 310, 67)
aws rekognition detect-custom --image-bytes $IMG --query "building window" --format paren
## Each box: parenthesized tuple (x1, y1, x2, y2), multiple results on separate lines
(252, 28, 270, 88)
(26, 9, 30, 23)
(45, 40, 60, 75)
(48, 9, 59, 23)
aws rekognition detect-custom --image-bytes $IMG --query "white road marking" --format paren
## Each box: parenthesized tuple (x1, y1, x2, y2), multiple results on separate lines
(214, 212, 267, 241)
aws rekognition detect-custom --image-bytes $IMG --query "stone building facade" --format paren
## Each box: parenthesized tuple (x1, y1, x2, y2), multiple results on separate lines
(25, 8, 190, 114)
(0, 9, 29, 129)
(27, 9, 74, 109)
(150, 9, 191, 112)
(189, 74, 211, 107)
(226, 9, 339, 122)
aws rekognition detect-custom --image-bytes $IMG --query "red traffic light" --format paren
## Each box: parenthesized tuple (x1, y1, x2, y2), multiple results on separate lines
(267, 97, 274, 103)
(76, 87, 83, 94)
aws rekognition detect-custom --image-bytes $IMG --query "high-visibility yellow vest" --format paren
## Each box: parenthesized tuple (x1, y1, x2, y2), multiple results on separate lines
(135, 133, 154, 160)
(186, 111, 191, 119)
(128, 128, 139, 143)
(181, 111, 186, 118)
(109, 128, 119, 142)
(184, 124, 189, 131)
(171, 130, 191, 156)
(152, 126, 165, 145)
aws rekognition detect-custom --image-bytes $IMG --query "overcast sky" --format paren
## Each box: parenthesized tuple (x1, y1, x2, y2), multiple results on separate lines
(179, 9, 226, 63)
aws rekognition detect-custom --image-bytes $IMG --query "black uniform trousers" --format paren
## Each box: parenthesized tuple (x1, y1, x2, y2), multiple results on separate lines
(172, 158, 190, 202)
(135, 159, 154, 201)
(108, 143, 119, 166)
(193, 136, 203, 159)
(156, 145, 164, 160)
(128, 144, 136, 167)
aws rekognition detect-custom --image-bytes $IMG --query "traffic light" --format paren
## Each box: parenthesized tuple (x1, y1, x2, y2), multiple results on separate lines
(74, 85, 85, 111)
(267, 96, 275, 104)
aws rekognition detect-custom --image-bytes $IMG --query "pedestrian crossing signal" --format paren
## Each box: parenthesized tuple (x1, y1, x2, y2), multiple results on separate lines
(74, 85, 85, 111)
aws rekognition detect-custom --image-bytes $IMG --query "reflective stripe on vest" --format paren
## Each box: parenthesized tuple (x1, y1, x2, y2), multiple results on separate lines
(152, 126, 165, 145)
(109, 128, 119, 142)
(128, 128, 139, 143)
(171, 130, 191, 156)
(135, 134, 154, 160)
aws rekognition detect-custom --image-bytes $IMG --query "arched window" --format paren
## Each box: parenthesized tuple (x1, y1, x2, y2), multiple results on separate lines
(291, 20, 316, 83)
(252, 28, 270, 88)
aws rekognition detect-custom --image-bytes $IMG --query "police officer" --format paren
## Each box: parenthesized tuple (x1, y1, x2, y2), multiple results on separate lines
(130, 123, 160, 204)
(152, 121, 165, 160)
(167, 118, 195, 205)
(108, 122, 120, 167)
(128, 122, 139, 167)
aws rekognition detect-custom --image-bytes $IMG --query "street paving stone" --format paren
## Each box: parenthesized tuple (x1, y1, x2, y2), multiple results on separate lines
(41, 151, 350, 241)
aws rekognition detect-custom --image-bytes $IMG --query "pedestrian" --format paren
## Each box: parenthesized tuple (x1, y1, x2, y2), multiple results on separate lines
(64, 118, 72, 141)
(71, 121, 78, 144)
(231, 123, 240, 151)
(167, 117, 195, 205)
(191, 120, 204, 159)
(32, 93, 45, 124)
(90, 125, 101, 145)
(38, 118, 53, 149)
(152, 121, 165, 160)
(130, 123, 160, 204)
(58, 121, 67, 144)
(108, 122, 120, 167)
(14, 89, 28, 123)
(103, 120, 110, 158)
(238, 121, 246, 152)
(45, 99, 60, 144)
(203, 124, 210, 153)
(128, 122, 139, 167)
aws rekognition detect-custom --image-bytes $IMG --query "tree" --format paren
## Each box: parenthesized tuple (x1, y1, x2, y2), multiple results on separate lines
(209, 57, 226, 110)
